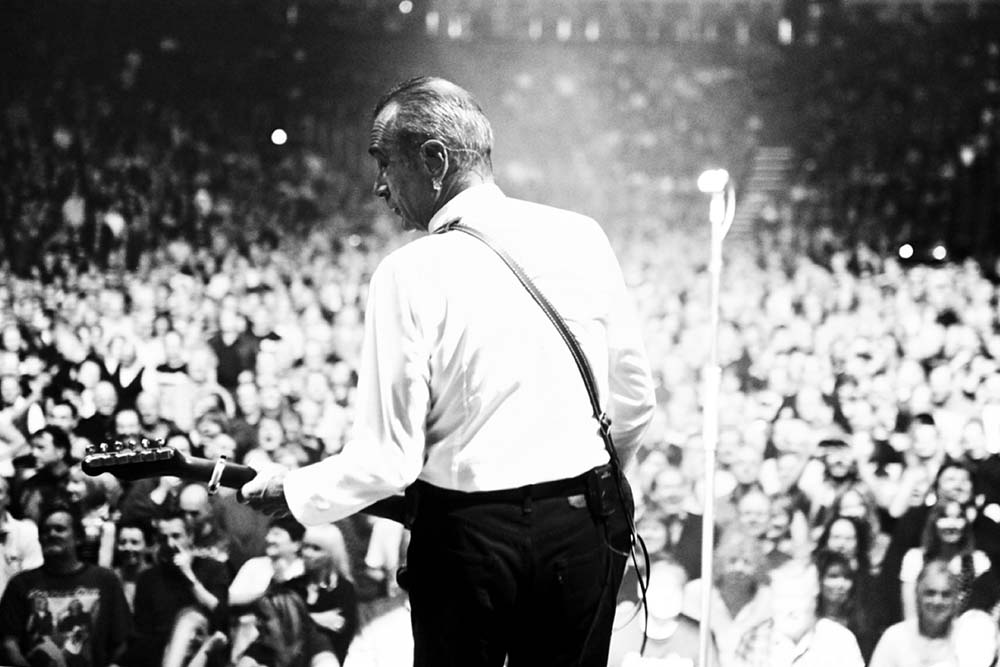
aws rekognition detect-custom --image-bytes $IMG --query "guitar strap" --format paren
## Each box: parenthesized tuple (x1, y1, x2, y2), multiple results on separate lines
(436, 218, 619, 467)
(435, 217, 651, 654)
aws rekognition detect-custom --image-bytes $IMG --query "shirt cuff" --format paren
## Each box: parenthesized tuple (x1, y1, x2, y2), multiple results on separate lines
(284, 463, 349, 525)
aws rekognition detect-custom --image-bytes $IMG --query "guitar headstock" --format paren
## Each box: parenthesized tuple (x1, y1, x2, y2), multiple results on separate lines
(82, 437, 184, 481)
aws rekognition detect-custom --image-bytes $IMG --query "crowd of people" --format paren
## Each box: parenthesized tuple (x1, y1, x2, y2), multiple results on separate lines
(2, 1, 1000, 666)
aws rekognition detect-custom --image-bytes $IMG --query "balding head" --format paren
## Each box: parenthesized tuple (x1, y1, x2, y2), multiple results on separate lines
(135, 391, 159, 426)
(114, 409, 141, 438)
(94, 381, 119, 416)
(178, 483, 212, 526)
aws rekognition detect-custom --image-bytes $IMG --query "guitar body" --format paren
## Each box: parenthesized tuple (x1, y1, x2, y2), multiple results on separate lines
(83, 439, 406, 523)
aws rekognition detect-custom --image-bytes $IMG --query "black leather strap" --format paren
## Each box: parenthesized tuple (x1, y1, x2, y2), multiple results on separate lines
(437, 219, 620, 468)
(437, 217, 650, 655)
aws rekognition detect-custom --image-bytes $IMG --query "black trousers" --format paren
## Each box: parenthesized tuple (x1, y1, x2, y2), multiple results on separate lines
(404, 465, 633, 667)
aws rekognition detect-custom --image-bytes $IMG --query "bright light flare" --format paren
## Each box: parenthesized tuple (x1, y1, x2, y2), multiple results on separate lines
(932, 245, 947, 261)
(898, 244, 914, 259)
(398, 0, 413, 14)
(271, 129, 287, 146)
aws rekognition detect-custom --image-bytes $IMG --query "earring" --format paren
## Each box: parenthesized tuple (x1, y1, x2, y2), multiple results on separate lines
(431, 178, 442, 193)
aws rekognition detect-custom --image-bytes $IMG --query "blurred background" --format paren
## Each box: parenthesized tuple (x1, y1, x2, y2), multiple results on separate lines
(2, 1, 1000, 666)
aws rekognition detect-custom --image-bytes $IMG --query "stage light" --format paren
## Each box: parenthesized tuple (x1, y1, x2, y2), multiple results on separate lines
(426, 11, 439, 35)
(271, 129, 287, 146)
(557, 17, 571, 41)
(959, 145, 976, 167)
(898, 244, 914, 259)
(697, 169, 730, 194)
(778, 18, 793, 45)
(932, 244, 947, 261)
(529, 17, 543, 40)
(398, 0, 413, 14)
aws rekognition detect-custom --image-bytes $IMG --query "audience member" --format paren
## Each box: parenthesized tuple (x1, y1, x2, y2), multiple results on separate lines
(899, 500, 992, 621)
(128, 510, 231, 667)
(814, 550, 878, 662)
(111, 519, 152, 611)
(0, 503, 131, 667)
(177, 483, 231, 568)
(236, 589, 339, 667)
(0, 476, 43, 598)
(648, 465, 703, 582)
(608, 555, 714, 667)
(229, 517, 305, 608)
(682, 529, 773, 665)
(284, 523, 359, 665)
(870, 560, 998, 667)
(733, 564, 864, 667)
(13, 426, 73, 523)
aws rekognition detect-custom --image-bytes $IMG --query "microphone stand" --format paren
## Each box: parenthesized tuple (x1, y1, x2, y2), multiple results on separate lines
(697, 172, 736, 667)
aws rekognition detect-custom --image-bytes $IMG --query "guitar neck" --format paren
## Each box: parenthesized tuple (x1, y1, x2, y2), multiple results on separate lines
(179, 457, 257, 489)
(83, 444, 406, 524)
(195, 458, 406, 523)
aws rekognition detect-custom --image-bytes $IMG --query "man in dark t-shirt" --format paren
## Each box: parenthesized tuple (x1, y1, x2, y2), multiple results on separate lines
(12, 426, 73, 523)
(0, 504, 131, 667)
(127, 511, 230, 667)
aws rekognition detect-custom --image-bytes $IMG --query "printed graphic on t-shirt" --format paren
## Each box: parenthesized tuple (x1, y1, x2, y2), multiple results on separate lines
(24, 587, 101, 667)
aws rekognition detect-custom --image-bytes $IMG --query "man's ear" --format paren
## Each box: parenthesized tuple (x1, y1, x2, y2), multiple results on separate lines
(420, 139, 448, 179)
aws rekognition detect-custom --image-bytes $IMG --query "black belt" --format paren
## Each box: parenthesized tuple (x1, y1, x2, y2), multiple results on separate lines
(412, 471, 590, 508)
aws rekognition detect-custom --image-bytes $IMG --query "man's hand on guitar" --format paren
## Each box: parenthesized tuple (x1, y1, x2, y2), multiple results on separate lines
(239, 469, 292, 518)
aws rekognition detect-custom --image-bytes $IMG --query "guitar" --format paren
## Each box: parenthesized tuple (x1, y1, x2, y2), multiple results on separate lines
(82, 438, 406, 523)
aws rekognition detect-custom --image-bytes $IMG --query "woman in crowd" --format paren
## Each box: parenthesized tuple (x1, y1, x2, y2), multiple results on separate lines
(236, 589, 339, 667)
(826, 485, 889, 572)
(899, 499, 991, 620)
(181, 590, 340, 667)
(229, 517, 306, 608)
(283, 524, 359, 665)
(815, 515, 875, 581)
(815, 550, 878, 662)
(764, 493, 812, 566)
(65, 462, 117, 567)
(877, 459, 981, 629)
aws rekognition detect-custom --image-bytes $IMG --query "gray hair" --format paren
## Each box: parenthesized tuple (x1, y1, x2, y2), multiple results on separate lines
(916, 558, 959, 592)
(373, 76, 493, 175)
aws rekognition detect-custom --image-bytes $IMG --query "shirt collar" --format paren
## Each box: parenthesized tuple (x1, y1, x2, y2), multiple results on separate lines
(428, 182, 505, 233)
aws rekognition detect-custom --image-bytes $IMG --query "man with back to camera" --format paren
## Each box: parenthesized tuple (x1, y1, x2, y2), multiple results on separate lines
(241, 76, 656, 666)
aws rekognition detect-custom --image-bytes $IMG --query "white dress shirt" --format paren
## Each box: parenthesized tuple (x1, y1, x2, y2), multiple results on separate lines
(285, 183, 655, 525)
